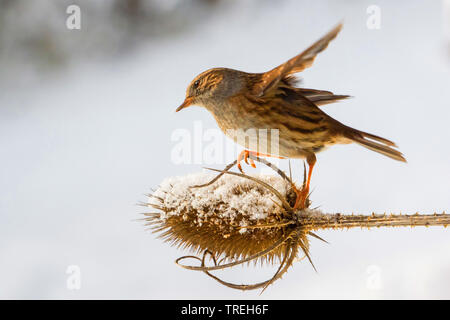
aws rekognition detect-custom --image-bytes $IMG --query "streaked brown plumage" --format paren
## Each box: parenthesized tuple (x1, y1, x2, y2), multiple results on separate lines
(176, 23, 406, 209)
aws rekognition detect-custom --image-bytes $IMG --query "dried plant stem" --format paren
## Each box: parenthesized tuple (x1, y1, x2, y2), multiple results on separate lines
(190, 160, 237, 188)
(300, 212, 450, 231)
(191, 155, 293, 189)
(248, 154, 293, 185)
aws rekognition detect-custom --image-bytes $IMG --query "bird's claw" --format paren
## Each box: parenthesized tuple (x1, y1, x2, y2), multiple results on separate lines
(292, 183, 309, 210)
(237, 150, 256, 174)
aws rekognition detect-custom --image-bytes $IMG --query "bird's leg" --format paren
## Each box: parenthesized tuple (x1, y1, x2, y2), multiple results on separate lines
(237, 150, 285, 173)
(237, 150, 255, 173)
(293, 154, 316, 210)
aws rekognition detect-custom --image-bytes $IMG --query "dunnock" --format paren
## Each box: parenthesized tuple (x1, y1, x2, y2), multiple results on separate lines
(176, 23, 405, 209)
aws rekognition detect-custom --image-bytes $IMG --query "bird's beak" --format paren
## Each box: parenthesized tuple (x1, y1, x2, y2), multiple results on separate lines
(176, 97, 193, 112)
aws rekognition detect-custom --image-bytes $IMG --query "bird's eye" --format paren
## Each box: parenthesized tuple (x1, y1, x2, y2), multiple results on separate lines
(193, 80, 200, 88)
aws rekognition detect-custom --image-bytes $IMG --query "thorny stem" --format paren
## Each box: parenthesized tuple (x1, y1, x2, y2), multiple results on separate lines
(299, 212, 450, 230)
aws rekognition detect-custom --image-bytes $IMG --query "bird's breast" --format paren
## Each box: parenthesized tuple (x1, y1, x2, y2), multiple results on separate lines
(207, 97, 335, 158)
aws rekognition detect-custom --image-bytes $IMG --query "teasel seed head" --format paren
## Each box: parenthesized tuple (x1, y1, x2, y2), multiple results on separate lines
(145, 172, 310, 266)
(142, 159, 449, 291)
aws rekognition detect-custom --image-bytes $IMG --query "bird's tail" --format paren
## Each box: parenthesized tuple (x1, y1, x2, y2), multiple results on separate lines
(343, 127, 406, 162)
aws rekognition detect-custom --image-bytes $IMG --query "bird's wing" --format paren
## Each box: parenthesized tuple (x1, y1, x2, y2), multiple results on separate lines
(296, 88, 351, 106)
(251, 23, 343, 97)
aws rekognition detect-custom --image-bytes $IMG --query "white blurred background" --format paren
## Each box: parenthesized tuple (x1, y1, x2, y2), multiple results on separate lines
(0, 0, 449, 299)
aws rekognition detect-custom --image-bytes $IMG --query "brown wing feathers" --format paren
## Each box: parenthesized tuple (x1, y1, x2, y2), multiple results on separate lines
(297, 88, 350, 106)
(281, 76, 351, 106)
(252, 23, 343, 97)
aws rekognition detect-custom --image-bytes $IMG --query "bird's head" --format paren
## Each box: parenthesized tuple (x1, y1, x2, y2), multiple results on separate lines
(176, 68, 245, 112)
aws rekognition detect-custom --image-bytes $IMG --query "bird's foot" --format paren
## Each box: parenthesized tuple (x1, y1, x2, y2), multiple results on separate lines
(237, 150, 285, 174)
(237, 150, 256, 174)
(292, 183, 309, 210)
